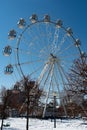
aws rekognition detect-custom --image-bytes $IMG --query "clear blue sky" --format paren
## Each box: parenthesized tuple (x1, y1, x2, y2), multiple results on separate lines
(0, 0, 87, 89)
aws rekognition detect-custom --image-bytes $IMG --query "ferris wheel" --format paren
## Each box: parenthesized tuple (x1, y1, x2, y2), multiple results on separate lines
(3, 14, 83, 117)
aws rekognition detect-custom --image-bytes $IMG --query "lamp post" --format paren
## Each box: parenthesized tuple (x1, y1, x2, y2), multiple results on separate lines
(23, 77, 30, 130)
(53, 92, 56, 128)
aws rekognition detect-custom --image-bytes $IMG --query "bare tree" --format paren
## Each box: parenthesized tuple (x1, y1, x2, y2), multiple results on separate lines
(12, 76, 43, 130)
(0, 87, 11, 130)
(0, 77, 43, 130)
(67, 54, 87, 116)
(68, 54, 87, 95)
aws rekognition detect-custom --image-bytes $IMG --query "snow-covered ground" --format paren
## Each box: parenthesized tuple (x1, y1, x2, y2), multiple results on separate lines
(0, 117, 87, 130)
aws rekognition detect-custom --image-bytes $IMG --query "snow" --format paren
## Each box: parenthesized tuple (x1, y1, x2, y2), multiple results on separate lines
(0, 117, 87, 130)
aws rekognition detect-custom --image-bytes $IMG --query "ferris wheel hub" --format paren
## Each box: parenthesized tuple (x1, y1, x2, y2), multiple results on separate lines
(49, 53, 57, 63)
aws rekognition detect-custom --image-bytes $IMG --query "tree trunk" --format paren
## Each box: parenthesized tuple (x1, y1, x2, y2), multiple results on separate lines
(1, 117, 4, 130)
(26, 93, 29, 130)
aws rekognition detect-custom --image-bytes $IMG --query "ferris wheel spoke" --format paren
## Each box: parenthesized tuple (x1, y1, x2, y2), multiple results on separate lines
(36, 61, 54, 101)
(20, 27, 44, 52)
(42, 63, 55, 117)
(58, 43, 74, 55)
(60, 53, 80, 59)
(27, 23, 51, 55)
(53, 66, 68, 116)
(51, 27, 59, 54)
(36, 22, 48, 46)
(37, 62, 49, 85)
(42, 91, 50, 117)
(29, 64, 45, 77)
(16, 48, 31, 55)
(56, 61, 68, 91)
(19, 33, 50, 58)
(43, 64, 54, 87)
(42, 82, 51, 117)
(14, 59, 45, 67)
(52, 72, 61, 98)
(59, 54, 80, 69)
(17, 48, 49, 59)
(32, 22, 52, 56)
(59, 64, 70, 89)
(43, 23, 54, 55)
(57, 33, 67, 52)
(20, 33, 41, 52)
